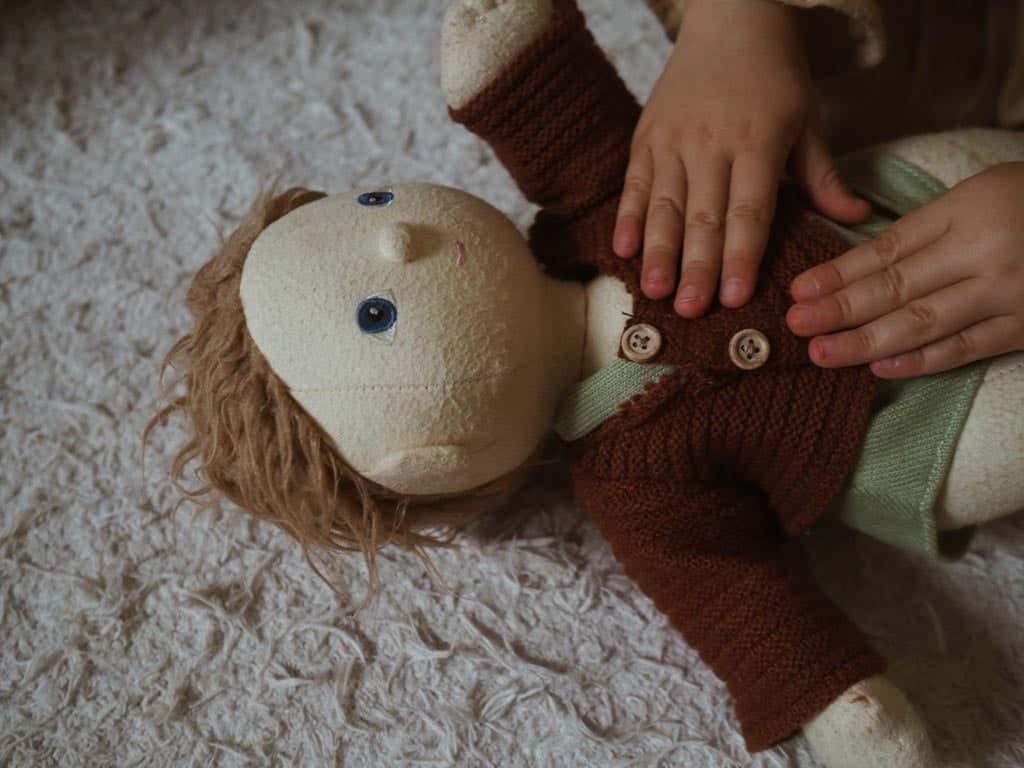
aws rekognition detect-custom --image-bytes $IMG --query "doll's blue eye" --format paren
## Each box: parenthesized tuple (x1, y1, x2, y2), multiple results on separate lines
(358, 191, 394, 207)
(356, 297, 397, 334)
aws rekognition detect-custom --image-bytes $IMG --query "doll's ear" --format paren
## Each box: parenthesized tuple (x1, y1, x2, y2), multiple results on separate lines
(266, 187, 327, 223)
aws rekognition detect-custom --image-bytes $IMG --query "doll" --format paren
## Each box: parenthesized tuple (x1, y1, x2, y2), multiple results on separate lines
(155, 1, 1024, 766)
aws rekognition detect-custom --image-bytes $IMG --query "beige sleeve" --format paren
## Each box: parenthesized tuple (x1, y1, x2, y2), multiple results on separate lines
(643, 0, 885, 69)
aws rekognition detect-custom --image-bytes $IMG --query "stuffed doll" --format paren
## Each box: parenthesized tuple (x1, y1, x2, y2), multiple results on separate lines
(155, 1, 1024, 766)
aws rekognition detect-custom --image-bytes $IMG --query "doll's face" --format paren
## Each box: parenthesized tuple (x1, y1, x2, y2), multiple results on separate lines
(240, 184, 565, 495)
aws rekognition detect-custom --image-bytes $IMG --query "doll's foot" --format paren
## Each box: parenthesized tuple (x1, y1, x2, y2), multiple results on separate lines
(803, 675, 938, 768)
(441, 0, 554, 109)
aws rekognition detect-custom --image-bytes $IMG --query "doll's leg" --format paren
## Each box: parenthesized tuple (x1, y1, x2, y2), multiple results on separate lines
(936, 352, 1024, 531)
(441, 0, 553, 110)
(804, 675, 938, 768)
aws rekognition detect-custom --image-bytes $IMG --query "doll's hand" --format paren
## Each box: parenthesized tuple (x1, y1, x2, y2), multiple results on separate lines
(787, 162, 1024, 378)
(441, 0, 553, 110)
(613, 0, 869, 317)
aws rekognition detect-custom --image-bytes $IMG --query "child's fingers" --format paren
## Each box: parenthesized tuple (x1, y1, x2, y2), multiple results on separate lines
(789, 198, 951, 303)
(675, 152, 730, 317)
(641, 155, 687, 300)
(614, 147, 654, 258)
(786, 237, 972, 337)
(720, 148, 785, 308)
(790, 130, 870, 224)
(870, 315, 1022, 379)
(806, 278, 994, 368)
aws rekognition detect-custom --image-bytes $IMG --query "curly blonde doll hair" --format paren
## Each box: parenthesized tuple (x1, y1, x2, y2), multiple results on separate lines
(146, 187, 534, 588)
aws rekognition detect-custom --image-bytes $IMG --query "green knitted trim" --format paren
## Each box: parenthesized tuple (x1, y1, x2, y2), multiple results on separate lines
(554, 358, 675, 442)
(814, 213, 887, 246)
(834, 364, 986, 559)
(839, 150, 949, 215)
(813, 151, 949, 245)
(821, 149, 984, 558)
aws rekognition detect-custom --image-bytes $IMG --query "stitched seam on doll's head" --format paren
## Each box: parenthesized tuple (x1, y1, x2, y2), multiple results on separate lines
(290, 368, 520, 394)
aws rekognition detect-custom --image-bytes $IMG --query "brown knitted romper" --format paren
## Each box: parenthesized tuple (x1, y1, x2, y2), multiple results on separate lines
(450, 0, 884, 751)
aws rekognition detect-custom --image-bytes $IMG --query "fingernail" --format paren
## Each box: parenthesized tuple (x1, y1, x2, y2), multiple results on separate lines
(872, 357, 900, 375)
(644, 267, 671, 289)
(614, 228, 639, 256)
(677, 285, 701, 304)
(788, 304, 814, 328)
(721, 279, 744, 305)
(792, 275, 821, 302)
(811, 337, 834, 363)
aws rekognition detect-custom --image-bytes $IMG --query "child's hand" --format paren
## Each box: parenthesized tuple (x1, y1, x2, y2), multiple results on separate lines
(613, 0, 869, 317)
(787, 162, 1024, 377)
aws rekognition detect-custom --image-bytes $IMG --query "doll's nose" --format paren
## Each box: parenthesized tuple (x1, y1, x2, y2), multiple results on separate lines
(378, 223, 415, 263)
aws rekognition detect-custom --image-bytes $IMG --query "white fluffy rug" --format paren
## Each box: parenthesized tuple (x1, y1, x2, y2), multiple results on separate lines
(2, 1, 1022, 765)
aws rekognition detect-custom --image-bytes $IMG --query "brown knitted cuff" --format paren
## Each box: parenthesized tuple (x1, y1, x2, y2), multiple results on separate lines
(736, 604, 886, 750)
(695, 540, 887, 750)
(744, 650, 886, 750)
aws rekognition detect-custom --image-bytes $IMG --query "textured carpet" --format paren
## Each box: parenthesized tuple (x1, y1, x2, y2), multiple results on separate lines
(1, 1, 1022, 766)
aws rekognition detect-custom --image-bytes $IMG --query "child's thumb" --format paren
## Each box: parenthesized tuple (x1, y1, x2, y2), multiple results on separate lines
(791, 130, 871, 224)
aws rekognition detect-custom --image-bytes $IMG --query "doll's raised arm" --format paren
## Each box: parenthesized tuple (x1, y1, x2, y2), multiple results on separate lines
(443, 0, 639, 274)
(575, 471, 886, 751)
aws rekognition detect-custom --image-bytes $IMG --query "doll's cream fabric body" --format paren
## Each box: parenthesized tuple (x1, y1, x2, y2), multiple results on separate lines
(238, 2, 1024, 766)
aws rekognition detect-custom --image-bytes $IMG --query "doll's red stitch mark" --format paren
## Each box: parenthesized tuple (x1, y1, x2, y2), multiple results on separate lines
(454, 240, 467, 266)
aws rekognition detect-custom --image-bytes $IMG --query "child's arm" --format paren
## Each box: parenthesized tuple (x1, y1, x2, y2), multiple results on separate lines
(443, 0, 639, 276)
(616, 0, 872, 318)
(644, 0, 885, 69)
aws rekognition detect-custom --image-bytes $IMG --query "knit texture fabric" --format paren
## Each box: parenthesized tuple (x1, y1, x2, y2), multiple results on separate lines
(451, 0, 883, 751)
(811, 150, 986, 558)
(554, 358, 675, 442)
(837, 365, 986, 558)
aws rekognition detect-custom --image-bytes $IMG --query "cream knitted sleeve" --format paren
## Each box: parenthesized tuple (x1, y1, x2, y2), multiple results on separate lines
(643, 0, 885, 68)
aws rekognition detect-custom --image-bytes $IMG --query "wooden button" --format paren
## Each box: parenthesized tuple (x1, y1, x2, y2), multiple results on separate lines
(729, 329, 770, 370)
(621, 323, 663, 363)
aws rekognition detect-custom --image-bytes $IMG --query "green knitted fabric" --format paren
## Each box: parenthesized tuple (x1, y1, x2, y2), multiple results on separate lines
(833, 366, 984, 558)
(553, 149, 986, 558)
(817, 150, 951, 244)
(554, 358, 674, 441)
(826, 150, 986, 558)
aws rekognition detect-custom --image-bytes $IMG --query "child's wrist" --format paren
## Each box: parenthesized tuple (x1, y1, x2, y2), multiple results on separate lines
(681, 0, 801, 44)
(677, 0, 806, 69)
(682, 0, 798, 28)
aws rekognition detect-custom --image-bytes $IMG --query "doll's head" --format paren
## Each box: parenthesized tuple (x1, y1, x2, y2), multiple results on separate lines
(155, 184, 583, 575)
